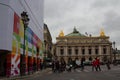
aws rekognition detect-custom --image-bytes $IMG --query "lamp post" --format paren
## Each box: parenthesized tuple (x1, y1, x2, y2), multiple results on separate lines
(21, 11, 29, 75)
(113, 41, 116, 61)
(44, 40, 47, 58)
(43, 40, 47, 68)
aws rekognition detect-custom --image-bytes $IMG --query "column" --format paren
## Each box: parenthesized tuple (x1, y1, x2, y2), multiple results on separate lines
(78, 46, 81, 58)
(84, 47, 87, 55)
(56, 46, 59, 56)
(99, 45, 102, 61)
(72, 47, 74, 56)
(99, 46, 102, 55)
(92, 47, 95, 55)
(66, 46, 68, 56)
(106, 46, 110, 55)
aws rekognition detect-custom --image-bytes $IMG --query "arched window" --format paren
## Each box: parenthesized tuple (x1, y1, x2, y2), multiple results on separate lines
(60, 49, 64, 55)
(95, 46, 99, 55)
(89, 49, 91, 55)
(103, 47, 106, 54)
(82, 49, 85, 55)
(95, 49, 98, 54)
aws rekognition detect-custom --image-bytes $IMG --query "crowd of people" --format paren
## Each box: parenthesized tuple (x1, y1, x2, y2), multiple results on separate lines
(51, 57, 86, 72)
(50, 57, 111, 73)
(92, 58, 101, 71)
(92, 57, 111, 71)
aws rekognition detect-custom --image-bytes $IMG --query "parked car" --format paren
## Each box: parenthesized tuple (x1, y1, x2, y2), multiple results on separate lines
(83, 61, 92, 66)
(113, 60, 120, 65)
(45, 59, 52, 68)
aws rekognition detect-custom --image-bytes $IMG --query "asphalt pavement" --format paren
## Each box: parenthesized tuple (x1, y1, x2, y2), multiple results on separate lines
(0, 65, 120, 80)
(20, 64, 120, 80)
(0, 68, 51, 80)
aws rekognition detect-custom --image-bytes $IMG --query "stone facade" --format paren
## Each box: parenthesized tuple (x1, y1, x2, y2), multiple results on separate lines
(55, 28, 112, 63)
(44, 24, 53, 59)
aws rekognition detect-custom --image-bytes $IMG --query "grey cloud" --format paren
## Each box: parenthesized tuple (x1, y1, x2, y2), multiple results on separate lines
(92, 0, 120, 8)
(103, 11, 120, 32)
(103, 11, 120, 48)
(44, 0, 78, 19)
(44, 0, 120, 49)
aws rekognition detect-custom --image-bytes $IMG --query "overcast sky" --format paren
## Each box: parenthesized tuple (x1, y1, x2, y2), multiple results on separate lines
(44, 0, 120, 49)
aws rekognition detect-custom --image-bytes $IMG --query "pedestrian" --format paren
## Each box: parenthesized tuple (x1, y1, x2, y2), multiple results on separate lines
(52, 60, 55, 72)
(91, 59, 97, 71)
(106, 59, 111, 70)
(72, 59, 76, 70)
(81, 57, 85, 71)
(40, 62, 43, 70)
(55, 59, 60, 72)
(75, 58, 80, 69)
(67, 58, 73, 72)
(60, 59, 66, 72)
(95, 57, 101, 71)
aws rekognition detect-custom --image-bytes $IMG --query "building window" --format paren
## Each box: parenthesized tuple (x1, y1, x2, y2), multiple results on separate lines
(103, 48, 106, 54)
(82, 49, 85, 55)
(68, 49, 72, 55)
(95, 49, 98, 54)
(60, 46, 63, 48)
(88, 49, 91, 55)
(75, 49, 78, 55)
(60, 49, 64, 55)
(68, 46, 71, 48)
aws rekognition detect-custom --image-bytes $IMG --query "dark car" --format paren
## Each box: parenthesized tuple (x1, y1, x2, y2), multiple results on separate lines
(83, 61, 92, 66)
(45, 59, 52, 68)
(113, 60, 120, 65)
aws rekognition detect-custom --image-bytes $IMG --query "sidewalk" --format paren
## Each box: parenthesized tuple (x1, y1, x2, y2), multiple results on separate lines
(0, 68, 51, 80)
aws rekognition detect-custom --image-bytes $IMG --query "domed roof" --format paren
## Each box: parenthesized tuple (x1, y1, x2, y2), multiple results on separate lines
(65, 27, 86, 37)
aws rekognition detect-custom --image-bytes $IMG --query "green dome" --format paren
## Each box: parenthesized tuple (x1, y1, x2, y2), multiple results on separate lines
(65, 27, 86, 37)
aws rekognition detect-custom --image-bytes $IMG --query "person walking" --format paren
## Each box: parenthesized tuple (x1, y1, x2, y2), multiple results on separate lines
(81, 57, 85, 71)
(59, 59, 66, 72)
(105, 59, 111, 70)
(91, 59, 97, 71)
(95, 57, 101, 71)
(52, 60, 55, 72)
(55, 60, 60, 72)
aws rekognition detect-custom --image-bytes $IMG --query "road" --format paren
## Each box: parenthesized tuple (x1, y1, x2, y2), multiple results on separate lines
(20, 65, 120, 80)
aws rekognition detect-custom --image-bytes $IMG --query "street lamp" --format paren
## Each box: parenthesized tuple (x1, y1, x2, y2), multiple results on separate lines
(113, 41, 115, 49)
(43, 40, 47, 68)
(113, 41, 116, 61)
(21, 11, 30, 75)
(44, 40, 47, 58)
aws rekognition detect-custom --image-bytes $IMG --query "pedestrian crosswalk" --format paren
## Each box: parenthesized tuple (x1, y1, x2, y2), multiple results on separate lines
(74, 69, 92, 72)
(47, 65, 120, 74)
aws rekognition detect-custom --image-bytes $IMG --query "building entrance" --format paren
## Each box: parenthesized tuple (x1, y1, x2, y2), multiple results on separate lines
(0, 50, 8, 77)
